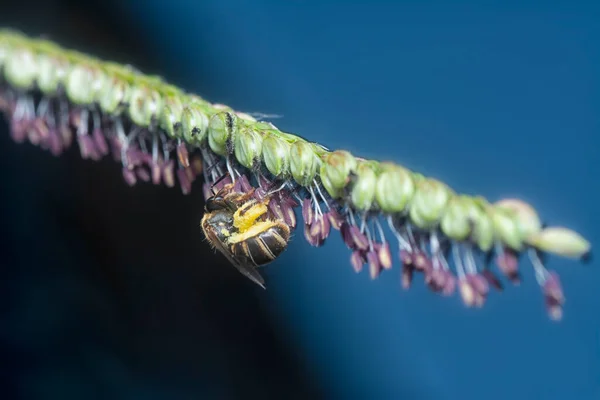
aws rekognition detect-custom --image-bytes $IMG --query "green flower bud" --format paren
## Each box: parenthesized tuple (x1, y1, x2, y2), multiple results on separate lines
(350, 162, 377, 211)
(375, 162, 415, 213)
(234, 125, 263, 169)
(489, 206, 524, 251)
(289, 140, 319, 187)
(127, 79, 162, 127)
(181, 104, 209, 145)
(4, 47, 37, 90)
(262, 133, 291, 177)
(440, 195, 476, 241)
(158, 88, 184, 138)
(320, 150, 357, 193)
(36, 52, 68, 95)
(494, 198, 542, 243)
(528, 227, 591, 259)
(208, 111, 236, 156)
(408, 178, 453, 229)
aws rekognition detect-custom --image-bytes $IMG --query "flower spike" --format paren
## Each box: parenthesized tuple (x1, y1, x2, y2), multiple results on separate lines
(0, 29, 591, 320)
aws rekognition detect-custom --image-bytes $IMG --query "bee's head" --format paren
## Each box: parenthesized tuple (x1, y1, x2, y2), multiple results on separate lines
(205, 195, 237, 213)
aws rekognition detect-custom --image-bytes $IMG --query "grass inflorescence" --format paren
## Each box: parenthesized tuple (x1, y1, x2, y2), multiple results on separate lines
(0, 29, 592, 320)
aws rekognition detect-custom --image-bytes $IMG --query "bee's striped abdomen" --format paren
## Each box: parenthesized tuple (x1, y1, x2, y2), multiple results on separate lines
(232, 223, 290, 266)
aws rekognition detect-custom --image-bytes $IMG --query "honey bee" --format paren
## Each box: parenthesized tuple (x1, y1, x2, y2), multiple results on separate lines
(200, 183, 291, 288)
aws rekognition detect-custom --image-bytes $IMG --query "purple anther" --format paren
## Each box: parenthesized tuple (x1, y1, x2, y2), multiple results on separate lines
(163, 159, 175, 188)
(177, 168, 192, 195)
(377, 242, 393, 270)
(122, 167, 137, 186)
(31, 118, 50, 140)
(302, 198, 314, 225)
(351, 250, 365, 273)
(367, 251, 381, 279)
(92, 127, 109, 156)
(401, 264, 414, 289)
(481, 269, 504, 291)
(176, 142, 190, 168)
(495, 249, 520, 284)
(136, 167, 151, 182)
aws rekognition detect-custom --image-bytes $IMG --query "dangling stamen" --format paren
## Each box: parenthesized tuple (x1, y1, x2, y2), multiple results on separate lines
(36, 97, 49, 118)
(13, 95, 25, 120)
(313, 179, 331, 211)
(429, 233, 442, 270)
(76, 108, 89, 136)
(46, 101, 56, 128)
(374, 218, 387, 244)
(160, 132, 170, 161)
(439, 250, 451, 271)
(115, 118, 128, 166)
(26, 95, 35, 120)
(309, 186, 323, 217)
(405, 224, 417, 249)
(138, 136, 148, 154)
(359, 212, 368, 234)
(529, 248, 550, 285)
(387, 215, 411, 251)
(267, 180, 290, 196)
(452, 245, 466, 279)
(463, 244, 478, 275)
(348, 207, 358, 227)
(365, 223, 374, 251)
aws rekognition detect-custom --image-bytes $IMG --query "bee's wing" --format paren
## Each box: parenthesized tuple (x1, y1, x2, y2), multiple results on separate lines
(228, 257, 266, 289)
(205, 229, 266, 289)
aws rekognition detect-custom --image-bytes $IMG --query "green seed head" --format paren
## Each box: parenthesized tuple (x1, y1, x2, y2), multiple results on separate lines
(99, 74, 129, 116)
(262, 133, 291, 178)
(493, 198, 542, 244)
(489, 205, 524, 251)
(208, 111, 236, 156)
(0, 35, 12, 69)
(289, 140, 319, 187)
(528, 226, 591, 259)
(350, 162, 378, 211)
(375, 162, 415, 213)
(128, 80, 162, 127)
(181, 104, 209, 145)
(4, 47, 37, 90)
(456, 196, 493, 252)
(471, 209, 495, 252)
(408, 178, 453, 229)
(36, 52, 68, 95)
(440, 195, 477, 241)
(65, 62, 105, 106)
(234, 125, 263, 169)
(320, 150, 357, 198)
(159, 93, 184, 137)
(161, 104, 182, 138)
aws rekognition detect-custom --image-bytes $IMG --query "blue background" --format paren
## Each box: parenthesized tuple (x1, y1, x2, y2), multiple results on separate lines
(2, 1, 599, 399)
(121, 2, 599, 399)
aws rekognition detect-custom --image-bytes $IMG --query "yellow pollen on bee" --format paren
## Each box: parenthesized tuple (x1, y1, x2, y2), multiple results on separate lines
(233, 201, 268, 233)
(228, 220, 278, 244)
(220, 228, 230, 237)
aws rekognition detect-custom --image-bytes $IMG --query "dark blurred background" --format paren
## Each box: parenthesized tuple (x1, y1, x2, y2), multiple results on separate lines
(0, 1, 599, 400)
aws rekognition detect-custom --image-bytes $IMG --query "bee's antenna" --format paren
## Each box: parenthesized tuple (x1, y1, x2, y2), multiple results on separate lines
(211, 172, 232, 190)
(205, 158, 224, 176)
